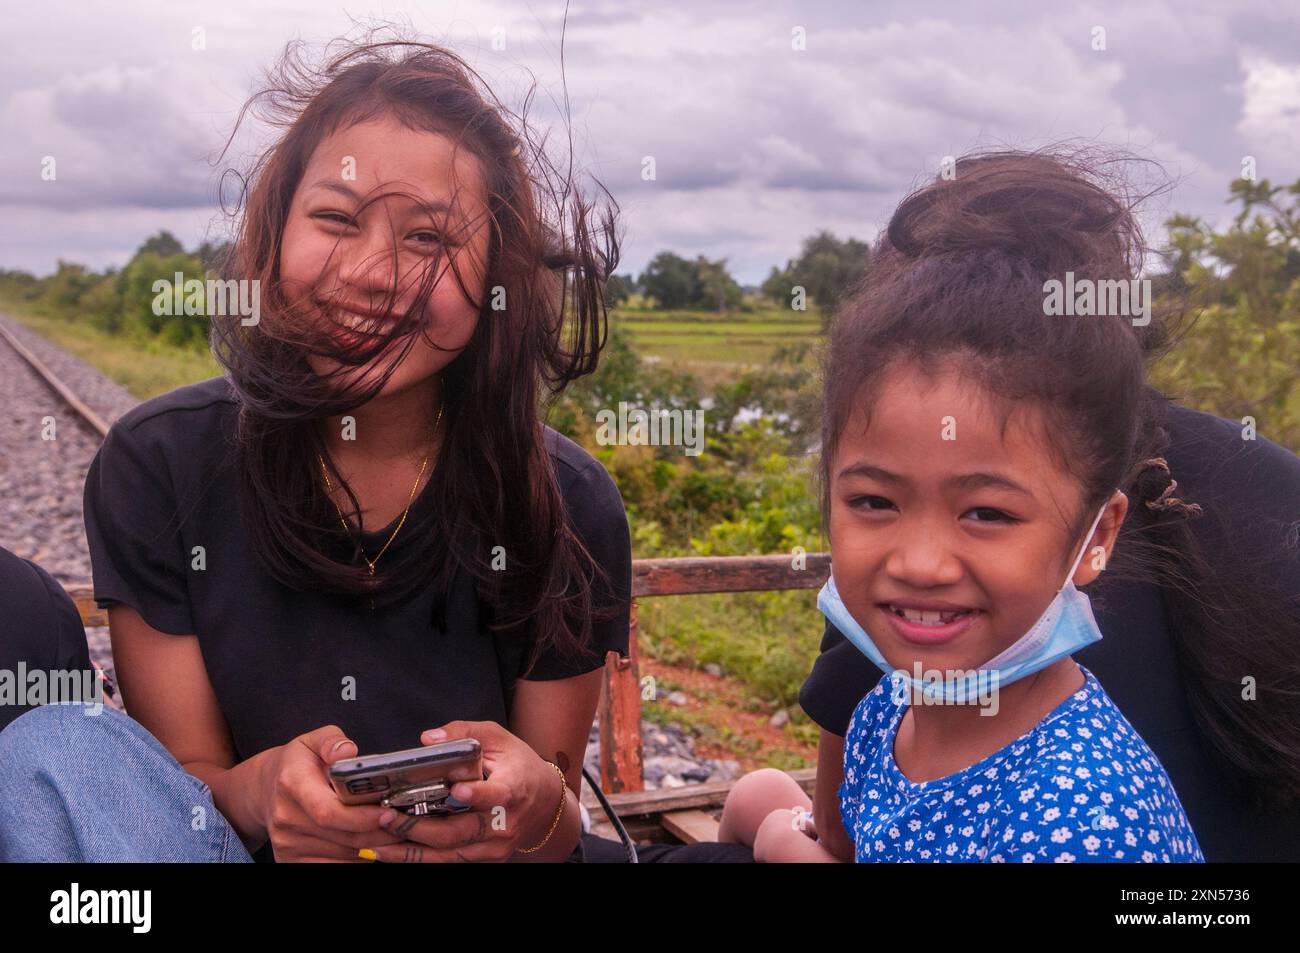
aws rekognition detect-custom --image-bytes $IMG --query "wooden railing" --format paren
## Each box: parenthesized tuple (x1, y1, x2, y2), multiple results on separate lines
(65, 552, 833, 795)
(598, 553, 831, 793)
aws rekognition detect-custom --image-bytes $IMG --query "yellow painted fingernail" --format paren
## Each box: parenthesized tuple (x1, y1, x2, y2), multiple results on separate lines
(358, 848, 378, 862)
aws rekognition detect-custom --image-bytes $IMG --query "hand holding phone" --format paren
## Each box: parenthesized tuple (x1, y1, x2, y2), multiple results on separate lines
(329, 739, 483, 816)
(261, 725, 408, 862)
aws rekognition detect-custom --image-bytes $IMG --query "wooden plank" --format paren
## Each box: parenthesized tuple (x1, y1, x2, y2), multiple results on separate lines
(585, 814, 667, 845)
(66, 584, 108, 628)
(599, 767, 817, 817)
(68, 555, 834, 631)
(660, 809, 721, 845)
(579, 769, 818, 844)
(633, 553, 830, 597)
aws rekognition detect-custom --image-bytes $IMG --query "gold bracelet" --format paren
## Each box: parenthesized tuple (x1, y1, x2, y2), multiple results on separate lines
(515, 760, 567, 854)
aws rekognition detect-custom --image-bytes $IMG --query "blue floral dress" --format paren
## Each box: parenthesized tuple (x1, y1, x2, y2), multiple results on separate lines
(839, 666, 1204, 862)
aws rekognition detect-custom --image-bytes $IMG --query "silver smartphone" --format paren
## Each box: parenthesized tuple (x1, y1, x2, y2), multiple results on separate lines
(328, 739, 482, 816)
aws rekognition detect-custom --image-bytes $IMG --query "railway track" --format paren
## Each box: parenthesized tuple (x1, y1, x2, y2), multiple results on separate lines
(0, 319, 111, 439)
(0, 316, 115, 628)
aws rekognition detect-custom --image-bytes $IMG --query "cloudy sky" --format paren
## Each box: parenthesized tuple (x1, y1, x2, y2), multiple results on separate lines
(3, 0, 1299, 283)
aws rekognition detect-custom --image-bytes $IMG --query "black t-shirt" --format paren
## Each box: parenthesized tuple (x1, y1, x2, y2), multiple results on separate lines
(0, 546, 94, 732)
(84, 377, 631, 859)
(798, 402, 1300, 862)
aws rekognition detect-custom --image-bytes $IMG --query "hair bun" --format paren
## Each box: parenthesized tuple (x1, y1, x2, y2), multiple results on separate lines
(885, 150, 1142, 279)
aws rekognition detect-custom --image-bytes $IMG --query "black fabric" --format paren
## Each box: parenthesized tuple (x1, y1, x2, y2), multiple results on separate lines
(798, 402, 1300, 862)
(0, 546, 93, 733)
(84, 377, 631, 862)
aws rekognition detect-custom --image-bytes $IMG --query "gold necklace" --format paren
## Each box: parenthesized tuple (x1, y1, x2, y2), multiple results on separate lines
(317, 404, 443, 576)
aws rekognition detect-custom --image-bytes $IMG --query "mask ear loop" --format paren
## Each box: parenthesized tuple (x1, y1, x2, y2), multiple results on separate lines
(1061, 490, 1120, 592)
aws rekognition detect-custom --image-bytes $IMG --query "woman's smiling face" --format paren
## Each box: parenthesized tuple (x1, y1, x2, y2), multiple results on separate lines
(278, 114, 492, 398)
(828, 359, 1118, 676)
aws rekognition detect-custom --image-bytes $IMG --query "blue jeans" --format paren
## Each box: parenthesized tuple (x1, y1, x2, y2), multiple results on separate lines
(0, 703, 254, 862)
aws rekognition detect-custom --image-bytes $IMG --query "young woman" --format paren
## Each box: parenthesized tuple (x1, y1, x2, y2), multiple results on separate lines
(724, 150, 1299, 861)
(0, 37, 631, 863)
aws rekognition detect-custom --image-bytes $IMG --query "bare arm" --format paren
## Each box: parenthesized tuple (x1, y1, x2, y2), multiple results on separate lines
(813, 729, 856, 862)
(506, 667, 604, 862)
(108, 605, 277, 853)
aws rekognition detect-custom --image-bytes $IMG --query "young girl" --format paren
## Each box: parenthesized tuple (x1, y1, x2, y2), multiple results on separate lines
(721, 150, 1213, 862)
(0, 35, 630, 863)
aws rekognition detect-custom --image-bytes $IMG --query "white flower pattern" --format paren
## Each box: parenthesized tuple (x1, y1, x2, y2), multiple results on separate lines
(838, 667, 1204, 863)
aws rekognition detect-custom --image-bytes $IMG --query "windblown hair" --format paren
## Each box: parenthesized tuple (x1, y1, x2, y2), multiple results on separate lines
(821, 147, 1300, 808)
(209, 31, 623, 670)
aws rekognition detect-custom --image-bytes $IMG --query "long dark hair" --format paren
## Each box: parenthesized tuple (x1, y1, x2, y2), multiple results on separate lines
(821, 147, 1300, 808)
(209, 30, 623, 669)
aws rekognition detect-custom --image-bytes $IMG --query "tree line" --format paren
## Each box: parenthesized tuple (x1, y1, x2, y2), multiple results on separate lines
(608, 231, 869, 317)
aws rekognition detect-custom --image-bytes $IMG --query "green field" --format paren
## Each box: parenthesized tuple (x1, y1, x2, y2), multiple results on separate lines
(6, 300, 822, 399)
(611, 303, 822, 383)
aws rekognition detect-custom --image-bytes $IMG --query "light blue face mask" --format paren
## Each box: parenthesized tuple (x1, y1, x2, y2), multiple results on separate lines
(817, 502, 1110, 705)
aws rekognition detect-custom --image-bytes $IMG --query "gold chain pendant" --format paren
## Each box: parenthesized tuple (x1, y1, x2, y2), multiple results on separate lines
(316, 402, 443, 609)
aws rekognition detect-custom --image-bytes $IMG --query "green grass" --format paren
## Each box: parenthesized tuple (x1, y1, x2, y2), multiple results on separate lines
(4, 300, 823, 398)
(617, 319, 817, 335)
(624, 335, 807, 367)
(3, 306, 219, 400)
(610, 303, 823, 380)
(638, 588, 825, 711)
(614, 303, 820, 325)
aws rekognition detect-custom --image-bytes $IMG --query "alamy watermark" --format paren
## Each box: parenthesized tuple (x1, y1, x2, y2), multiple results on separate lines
(595, 403, 705, 456)
(886, 663, 1002, 715)
(50, 883, 150, 933)
(1043, 272, 1150, 327)
(0, 665, 106, 715)
(151, 273, 260, 326)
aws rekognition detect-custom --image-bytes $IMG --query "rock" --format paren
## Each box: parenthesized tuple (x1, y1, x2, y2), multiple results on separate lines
(712, 759, 742, 780)
(666, 690, 688, 707)
(704, 663, 723, 677)
(769, 708, 790, 728)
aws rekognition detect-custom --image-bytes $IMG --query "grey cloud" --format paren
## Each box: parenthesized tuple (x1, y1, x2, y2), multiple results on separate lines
(0, 0, 1297, 283)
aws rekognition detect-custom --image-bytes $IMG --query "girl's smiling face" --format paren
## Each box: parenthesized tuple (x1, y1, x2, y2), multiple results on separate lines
(828, 359, 1126, 676)
(278, 114, 492, 398)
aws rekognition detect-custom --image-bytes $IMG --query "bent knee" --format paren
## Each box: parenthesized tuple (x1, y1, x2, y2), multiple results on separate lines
(726, 767, 801, 806)
(753, 808, 805, 862)
(0, 703, 140, 772)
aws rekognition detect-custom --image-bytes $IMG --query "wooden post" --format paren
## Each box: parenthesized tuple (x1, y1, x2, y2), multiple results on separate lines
(599, 599, 645, 793)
